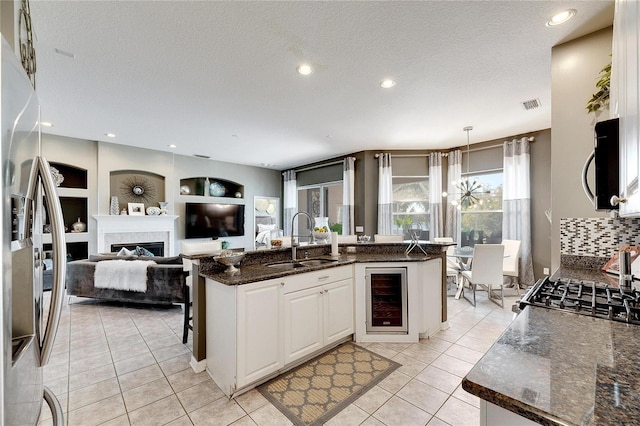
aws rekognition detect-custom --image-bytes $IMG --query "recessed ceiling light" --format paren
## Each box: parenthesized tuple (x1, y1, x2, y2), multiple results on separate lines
(297, 64, 313, 75)
(546, 9, 576, 27)
(380, 79, 396, 89)
(168, 144, 177, 148)
(40, 121, 53, 127)
(105, 133, 116, 138)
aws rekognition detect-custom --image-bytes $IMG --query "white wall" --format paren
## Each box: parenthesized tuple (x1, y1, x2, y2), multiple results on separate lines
(550, 26, 613, 271)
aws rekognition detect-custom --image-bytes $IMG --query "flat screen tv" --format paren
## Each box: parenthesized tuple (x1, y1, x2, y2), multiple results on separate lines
(185, 202, 245, 239)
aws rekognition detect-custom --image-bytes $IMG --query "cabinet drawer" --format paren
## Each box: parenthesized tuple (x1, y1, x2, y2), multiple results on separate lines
(283, 265, 353, 294)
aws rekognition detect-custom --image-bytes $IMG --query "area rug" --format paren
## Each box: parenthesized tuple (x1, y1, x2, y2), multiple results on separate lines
(258, 342, 400, 426)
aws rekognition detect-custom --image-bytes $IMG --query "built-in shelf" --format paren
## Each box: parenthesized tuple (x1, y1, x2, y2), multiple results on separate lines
(50, 162, 88, 189)
(45, 163, 90, 259)
(180, 177, 244, 199)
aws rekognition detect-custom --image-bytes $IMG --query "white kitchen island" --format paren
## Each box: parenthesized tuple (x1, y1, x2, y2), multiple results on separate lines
(199, 244, 447, 397)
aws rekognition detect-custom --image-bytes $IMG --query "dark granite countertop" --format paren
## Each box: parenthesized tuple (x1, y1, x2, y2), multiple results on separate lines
(191, 242, 449, 285)
(462, 305, 640, 425)
(200, 252, 438, 285)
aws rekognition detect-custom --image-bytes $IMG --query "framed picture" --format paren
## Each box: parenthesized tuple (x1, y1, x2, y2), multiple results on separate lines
(128, 202, 145, 216)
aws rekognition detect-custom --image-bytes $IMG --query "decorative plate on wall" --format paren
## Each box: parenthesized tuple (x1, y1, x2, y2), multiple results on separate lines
(209, 181, 226, 197)
(255, 198, 269, 212)
(266, 203, 276, 215)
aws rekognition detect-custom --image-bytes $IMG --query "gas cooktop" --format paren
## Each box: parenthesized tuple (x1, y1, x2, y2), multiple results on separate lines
(518, 276, 640, 325)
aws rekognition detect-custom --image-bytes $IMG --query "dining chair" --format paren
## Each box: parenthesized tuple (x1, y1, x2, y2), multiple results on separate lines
(434, 237, 460, 292)
(502, 239, 522, 294)
(337, 234, 357, 244)
(180, 240, 222, 343)
(374, 234, 404, 243)
(460, 244, 505, 307)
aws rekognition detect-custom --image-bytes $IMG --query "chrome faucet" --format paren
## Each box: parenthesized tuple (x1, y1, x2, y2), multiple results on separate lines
(290, 211, 314, 261)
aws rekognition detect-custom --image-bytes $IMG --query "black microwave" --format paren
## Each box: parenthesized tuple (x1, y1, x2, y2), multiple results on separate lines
(589, 118, 619, 210)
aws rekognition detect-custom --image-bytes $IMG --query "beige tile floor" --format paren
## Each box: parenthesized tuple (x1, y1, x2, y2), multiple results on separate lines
(39, 289, 520, 426)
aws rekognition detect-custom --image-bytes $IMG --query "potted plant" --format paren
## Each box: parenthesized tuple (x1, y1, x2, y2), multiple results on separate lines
(586, 59, 611, 113)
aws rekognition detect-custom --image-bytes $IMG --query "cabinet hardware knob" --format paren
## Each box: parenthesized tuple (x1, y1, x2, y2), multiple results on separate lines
(610, 195, 627, 206)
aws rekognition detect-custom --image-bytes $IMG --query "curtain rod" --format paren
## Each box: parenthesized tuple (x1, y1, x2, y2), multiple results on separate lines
(374, 153, 446, 158)
(284, 157, 356, 174)
(375, 136, 536, 157)
(454, 136, 536, 154)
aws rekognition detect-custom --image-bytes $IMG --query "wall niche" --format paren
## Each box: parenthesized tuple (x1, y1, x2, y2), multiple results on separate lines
(110, 170, 166, 210)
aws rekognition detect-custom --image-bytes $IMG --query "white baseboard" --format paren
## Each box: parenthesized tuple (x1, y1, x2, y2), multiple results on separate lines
(190, 356, 206, 373)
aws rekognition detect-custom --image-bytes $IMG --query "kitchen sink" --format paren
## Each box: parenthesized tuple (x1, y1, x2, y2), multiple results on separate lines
(266, 261, 306, 270)
(266, 258, 338, 270)
(298, 258, 339, 267)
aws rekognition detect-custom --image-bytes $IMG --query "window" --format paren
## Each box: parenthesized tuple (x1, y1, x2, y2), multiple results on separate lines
(393, 177, 429, 239)
(390, 157, 430, 239)
(297, 182, 343, 236)
(460, 170, 503, 247)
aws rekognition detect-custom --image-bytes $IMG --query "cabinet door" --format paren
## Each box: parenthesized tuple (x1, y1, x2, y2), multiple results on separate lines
(283, 286, 323, 365)
(616, 0, 640, 216)
(323, 278, 354, 345)
(237, 279, 283, 387)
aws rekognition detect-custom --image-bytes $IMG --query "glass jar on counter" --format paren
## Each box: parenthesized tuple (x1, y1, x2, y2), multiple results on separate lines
(269, 229, 284, 248)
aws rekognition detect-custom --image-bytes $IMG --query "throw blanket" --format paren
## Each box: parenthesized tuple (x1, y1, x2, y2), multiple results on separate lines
(94, 260, 156, 292)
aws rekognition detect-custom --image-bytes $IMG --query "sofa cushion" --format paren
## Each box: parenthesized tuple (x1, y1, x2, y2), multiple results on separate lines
(117, 247, 137, 256)
(138, 255, 182, 265)
(89, 253, 138, 262)
(135, 246, 155, 257)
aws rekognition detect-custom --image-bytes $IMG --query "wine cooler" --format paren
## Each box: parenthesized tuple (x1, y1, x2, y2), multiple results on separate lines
(365, 267, 408, 334)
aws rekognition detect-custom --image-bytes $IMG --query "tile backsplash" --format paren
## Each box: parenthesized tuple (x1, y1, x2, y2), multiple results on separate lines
(560, 217, 640, 258)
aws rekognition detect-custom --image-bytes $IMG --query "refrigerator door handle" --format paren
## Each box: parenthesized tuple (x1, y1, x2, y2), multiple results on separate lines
(26, 157, 67, 366)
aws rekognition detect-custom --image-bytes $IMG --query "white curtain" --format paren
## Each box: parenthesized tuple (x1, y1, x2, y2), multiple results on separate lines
(377, 153, 393, 234)
(503, 138, 534, 286)
(283, 170, 297, 236)
(445, 150, 462, 245)
(429, 153, 443, 239)
(341, 157, 355, 235)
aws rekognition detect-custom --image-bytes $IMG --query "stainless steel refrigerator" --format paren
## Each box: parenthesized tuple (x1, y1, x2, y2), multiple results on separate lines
(2, 36, 66, 424)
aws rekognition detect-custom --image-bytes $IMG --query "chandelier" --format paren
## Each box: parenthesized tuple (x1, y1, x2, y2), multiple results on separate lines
(450, 126, 489, 209)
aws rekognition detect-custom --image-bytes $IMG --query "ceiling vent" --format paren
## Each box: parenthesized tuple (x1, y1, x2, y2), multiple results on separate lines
(193, 154, 210, 159)
(521, 98, 541, 110)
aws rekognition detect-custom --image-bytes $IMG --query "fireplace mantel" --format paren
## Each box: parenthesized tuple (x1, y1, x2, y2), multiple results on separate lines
(94, 215, 178, 256)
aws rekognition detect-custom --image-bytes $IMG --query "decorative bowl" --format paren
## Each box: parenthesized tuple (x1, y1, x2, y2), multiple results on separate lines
(214, 251, 245, 273)
(313, 231, 330, 242)
(146, 207, 161, 216)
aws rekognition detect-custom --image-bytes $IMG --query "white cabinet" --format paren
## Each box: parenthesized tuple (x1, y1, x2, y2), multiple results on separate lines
(206, 277, 283, 396)
(283, 266, 354, 365)
(206, 265, 353, 397)
(324, 279, 355, 344)
(283, 286, 323, 363)
(237, 279, 283, 387)
(614, 0, 640, 216)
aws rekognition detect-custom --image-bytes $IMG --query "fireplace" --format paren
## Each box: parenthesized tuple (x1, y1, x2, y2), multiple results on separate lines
(111, 242, 164, 256)
(94, 215, 178, 256)
(365, 267, 408, 334)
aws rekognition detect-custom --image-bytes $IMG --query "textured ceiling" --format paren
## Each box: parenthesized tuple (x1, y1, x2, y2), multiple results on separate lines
(30, 1, 613, 169)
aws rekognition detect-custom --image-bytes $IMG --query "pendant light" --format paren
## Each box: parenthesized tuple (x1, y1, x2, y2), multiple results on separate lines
(450, 126, 488, 209)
